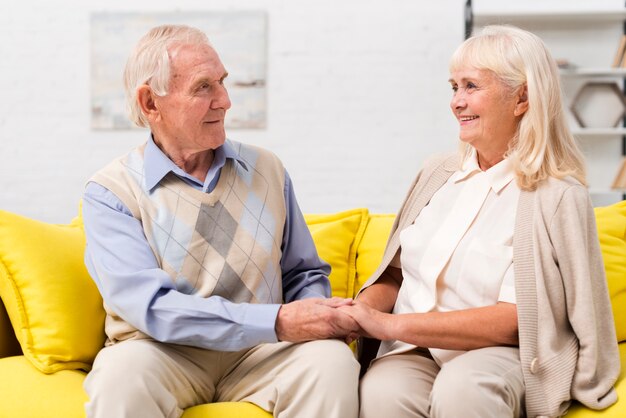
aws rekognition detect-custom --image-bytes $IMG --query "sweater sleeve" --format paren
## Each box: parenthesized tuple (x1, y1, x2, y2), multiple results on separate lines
(549, 184, 619, 409)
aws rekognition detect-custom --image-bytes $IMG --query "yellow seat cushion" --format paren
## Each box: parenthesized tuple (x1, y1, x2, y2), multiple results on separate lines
(0, 210, 106, 373)
(0, 355, 272, 418)
(182, 402, 272, 418)
(305, 209, 369, 299)
(563, 342, 626, 417)
(594, 201, 626, 342)
(354, 214, 395, 296)
(0, 356, 88, 418)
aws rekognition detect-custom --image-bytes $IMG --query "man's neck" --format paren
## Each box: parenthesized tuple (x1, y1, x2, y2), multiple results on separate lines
(153, 138, 215, 183)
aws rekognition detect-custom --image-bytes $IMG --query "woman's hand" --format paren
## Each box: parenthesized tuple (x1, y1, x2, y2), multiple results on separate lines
(341, 301, 519, 350)
(339, 301, 395, 341)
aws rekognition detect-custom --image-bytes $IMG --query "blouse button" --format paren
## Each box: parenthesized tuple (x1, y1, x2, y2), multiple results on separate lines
(530, 358, 539, 374)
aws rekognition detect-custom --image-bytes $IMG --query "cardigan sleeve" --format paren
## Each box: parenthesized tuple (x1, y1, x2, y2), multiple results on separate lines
(549, 184, 619, 409)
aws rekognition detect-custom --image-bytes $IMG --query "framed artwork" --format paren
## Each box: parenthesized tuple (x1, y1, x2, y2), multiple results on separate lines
(90, 11, 267, 129)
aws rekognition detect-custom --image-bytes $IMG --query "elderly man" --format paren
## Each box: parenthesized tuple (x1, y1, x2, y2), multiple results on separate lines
(82, 24, 359, 418)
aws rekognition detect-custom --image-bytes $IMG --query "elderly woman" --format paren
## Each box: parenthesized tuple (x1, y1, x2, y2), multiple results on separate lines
(344, 25, 619, 418)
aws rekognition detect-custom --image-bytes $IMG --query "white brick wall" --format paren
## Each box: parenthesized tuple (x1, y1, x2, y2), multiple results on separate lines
(1, 0, 621, 223)
(0, 0, 463, 222)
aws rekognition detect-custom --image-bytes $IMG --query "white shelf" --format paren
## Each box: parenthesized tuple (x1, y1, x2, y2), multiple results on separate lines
(470, 2, 626, 202)
(572, 128, 626, 137)
(589, 189, 625, 207)
(560, 68, 626, 77)
(473, 10, 626, 25)
(590, 188, 626, 194)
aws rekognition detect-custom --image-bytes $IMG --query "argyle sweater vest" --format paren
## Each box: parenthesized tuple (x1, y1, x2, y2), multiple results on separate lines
(90, 140, 287, 344)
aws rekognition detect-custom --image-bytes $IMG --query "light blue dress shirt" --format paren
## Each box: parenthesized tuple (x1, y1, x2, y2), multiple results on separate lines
(83, 138, 331, 351)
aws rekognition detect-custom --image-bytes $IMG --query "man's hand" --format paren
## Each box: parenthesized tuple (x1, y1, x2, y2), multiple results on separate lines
(275, 298, 359, 343)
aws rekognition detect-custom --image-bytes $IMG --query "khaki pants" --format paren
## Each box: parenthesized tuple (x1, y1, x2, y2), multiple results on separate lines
(84, 339, 360, 418)
(360, 346, 525, 418)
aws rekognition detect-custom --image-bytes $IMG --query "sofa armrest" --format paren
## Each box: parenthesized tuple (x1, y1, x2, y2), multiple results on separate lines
(0, 297, 21, 358)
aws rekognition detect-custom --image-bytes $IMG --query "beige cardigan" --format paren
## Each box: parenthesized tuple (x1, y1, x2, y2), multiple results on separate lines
(360, 154, 619, 418)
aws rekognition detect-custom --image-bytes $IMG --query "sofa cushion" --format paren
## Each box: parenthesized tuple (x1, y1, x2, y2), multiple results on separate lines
(0, 210, 106, 373)
(355, 214, 396, 296)
(594, 201, 626, 342)
(305, 209, 369, 298)
(562, 342, 626, 417)
(182, 402, 272, 418)
(0, 298, 21, 358)
(0, 356, 88, 418)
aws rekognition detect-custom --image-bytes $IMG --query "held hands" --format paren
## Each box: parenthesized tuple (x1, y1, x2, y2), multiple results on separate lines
(275, 297, 359, 343)
(338, 301, 393, 342)
(275, 297, 391, 344)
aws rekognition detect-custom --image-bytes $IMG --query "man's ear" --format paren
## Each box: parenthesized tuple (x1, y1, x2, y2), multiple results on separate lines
(514, 84, 529, 116)
(136, 85, 160, 122)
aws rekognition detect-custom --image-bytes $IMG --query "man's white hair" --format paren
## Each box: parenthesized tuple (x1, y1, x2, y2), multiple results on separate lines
(123, 25, 210, 127)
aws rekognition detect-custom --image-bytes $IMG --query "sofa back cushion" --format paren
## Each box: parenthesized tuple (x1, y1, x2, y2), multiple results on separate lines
(354, 214, 396, 296)
(0, 210, 106, 373)
(0, 298, 21, 358)
(304, 209, 369, 298)
(594, 201, 626, 342)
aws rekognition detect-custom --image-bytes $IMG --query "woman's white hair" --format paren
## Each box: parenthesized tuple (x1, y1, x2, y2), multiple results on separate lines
(124, 25, 210, 128)
(450, 25, 586, 190)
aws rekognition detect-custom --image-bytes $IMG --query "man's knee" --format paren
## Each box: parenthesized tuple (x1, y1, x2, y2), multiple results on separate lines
(298, 340, 360, 385)
(84, 341, 182, 418)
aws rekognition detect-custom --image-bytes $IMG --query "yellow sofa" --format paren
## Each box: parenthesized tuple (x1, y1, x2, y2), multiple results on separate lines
(0, 205, 624, 418)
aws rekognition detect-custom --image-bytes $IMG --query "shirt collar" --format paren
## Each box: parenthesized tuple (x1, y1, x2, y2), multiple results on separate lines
(450, 147, 515, 194)
(144, 135, 247, 191)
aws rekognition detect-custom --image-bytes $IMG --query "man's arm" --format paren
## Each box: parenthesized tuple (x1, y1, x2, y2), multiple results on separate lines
(279, 172, 332, 301)
(84, 182, 281, 352)
(274, 171, 358, 342)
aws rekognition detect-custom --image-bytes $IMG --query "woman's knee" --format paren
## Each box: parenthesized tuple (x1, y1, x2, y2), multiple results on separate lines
(359, 354, 433, 418)
(430, 348, 524, 418)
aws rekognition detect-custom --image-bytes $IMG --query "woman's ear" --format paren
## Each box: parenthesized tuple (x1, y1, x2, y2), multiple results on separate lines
(136, 85, 160, 122)
(514, 84, 529, 116)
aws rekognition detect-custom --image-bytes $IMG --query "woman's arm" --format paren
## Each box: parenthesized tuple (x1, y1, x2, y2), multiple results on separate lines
(343, 300, 518, 350)
(356, 266, 403, 313)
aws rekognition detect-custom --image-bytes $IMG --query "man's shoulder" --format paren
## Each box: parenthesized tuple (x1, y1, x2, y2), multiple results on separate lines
(91, 144, 146, 178)
(87, 144, 147, 197)
(226, 139, 285, 171)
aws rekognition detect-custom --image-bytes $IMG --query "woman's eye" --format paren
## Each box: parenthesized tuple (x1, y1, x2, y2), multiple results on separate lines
(466, 82, 477, 90)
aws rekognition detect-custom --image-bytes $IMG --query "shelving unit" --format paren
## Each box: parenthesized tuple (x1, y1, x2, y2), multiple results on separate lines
(472, 10, 626, 25)
(465, 0, 626, 205)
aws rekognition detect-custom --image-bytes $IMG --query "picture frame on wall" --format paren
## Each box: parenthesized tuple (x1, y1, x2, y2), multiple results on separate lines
(90, 11, 267, 130)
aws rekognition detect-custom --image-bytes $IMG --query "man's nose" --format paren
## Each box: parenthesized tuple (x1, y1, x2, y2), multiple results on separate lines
(212, 84, 231, 110)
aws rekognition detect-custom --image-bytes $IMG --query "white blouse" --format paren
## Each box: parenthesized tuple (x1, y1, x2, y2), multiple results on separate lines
(378, 149, 520, 364)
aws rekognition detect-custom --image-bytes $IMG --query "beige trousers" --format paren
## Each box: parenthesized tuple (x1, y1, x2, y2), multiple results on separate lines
(84, 339, 360, 418)
(359, 346, 525, 418)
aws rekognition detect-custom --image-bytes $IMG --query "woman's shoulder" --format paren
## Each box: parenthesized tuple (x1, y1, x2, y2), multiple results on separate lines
(536, 175, 588, 199)
(532, 175, 591, 217)
(421, 151, 460, 174)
